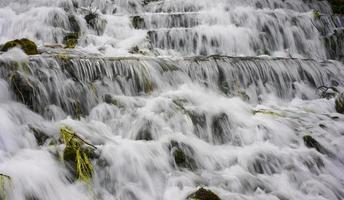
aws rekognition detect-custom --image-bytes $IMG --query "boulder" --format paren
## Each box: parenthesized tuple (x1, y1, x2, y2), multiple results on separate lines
(1, 38, 38, 55)
(186, 188, 221, 200)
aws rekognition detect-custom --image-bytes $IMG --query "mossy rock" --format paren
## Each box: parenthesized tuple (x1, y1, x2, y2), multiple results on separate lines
(1, 38, 38, 55)
(169, 140, 197, 170)
(313, 10, 321, 20)
(0, 174, 11, 200)
(63, 33, 79, 49)
(335, 93, 344, 114)
(186, 188, 221, 200)
(60, 127, 96, 183)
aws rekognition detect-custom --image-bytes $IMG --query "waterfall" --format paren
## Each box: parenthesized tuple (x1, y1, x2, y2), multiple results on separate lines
(0, 0, 344, 200)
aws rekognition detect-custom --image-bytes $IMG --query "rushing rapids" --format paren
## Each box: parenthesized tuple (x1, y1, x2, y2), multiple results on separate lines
(0, 0, 344, 200)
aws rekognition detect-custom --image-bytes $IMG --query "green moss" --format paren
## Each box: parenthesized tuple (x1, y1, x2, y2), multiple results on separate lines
(63, 33, 78, 48)
(1, 38, 38, 55)
(143, 77, 153, 93)
(60, 127, 96, 183)
(0, 174, 11, 200)
(56, 52, 71, 61)
(313, 10, 321, 20)
(252, 109, 284, 117)
(187, 188, 221, 200)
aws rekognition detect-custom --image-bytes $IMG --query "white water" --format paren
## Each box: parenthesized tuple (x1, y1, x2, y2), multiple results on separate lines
(0, 0, 338, 58)
(0, 0, 344, 200)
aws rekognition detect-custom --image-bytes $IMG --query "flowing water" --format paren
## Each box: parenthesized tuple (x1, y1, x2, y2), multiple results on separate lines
(0, 0, 344, 200)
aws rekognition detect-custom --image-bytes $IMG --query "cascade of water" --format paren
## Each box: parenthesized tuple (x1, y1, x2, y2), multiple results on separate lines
(0, 0, 344, 200)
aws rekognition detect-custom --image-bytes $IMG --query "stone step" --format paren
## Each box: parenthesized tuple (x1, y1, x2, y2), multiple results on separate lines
(131, 12, 200, 29)
(1, 53, 343, 117)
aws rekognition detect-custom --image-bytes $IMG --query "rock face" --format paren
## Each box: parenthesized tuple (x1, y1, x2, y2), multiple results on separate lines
(335, 93, 344, 114)
(303, 135, 326, 154)
(186, 188, 221, 200)
(329, 0, 344, 14)
(1, 38, 38, 55)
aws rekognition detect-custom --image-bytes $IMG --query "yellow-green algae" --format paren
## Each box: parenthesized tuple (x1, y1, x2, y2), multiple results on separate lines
(0, 174, 11, 200)
(60, 126, 96, 183)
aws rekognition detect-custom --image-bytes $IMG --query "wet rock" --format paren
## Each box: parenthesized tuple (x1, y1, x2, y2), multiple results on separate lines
(1, 38, 38, 55)
(217, 66, 229, 94)
(63, 33, 78, 48)
(317, 86, 338, 99)
(103, 94, 122, 107)
(143, 0, 159, 5)
(131, 16, 145, 29)
(169, 140, 197, 170)
(249, 153, 281, 175)
(85, 13, 97, 26)
(211, 113, 231, 144)
(335, 93, 344, 114)
(329, 0, 344, 14)
(9, 72, 35, 109)
(29, 125, 50, 146)
(303, 135, 326, 154)
(129, 46, 140, 54)
(25, 194, 40, 200)
(68, 15, 81, 34)
(186, 188, 221, 200)
(136, 121, 153, 141)
(85, 13, 107, 35)
(188, 111, 206, 128)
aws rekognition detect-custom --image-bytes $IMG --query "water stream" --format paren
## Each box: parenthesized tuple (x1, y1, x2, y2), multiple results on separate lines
(0, 0, 344, 200)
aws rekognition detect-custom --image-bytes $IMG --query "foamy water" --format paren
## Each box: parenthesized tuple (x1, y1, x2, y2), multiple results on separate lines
(0, 0, 344, 200)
